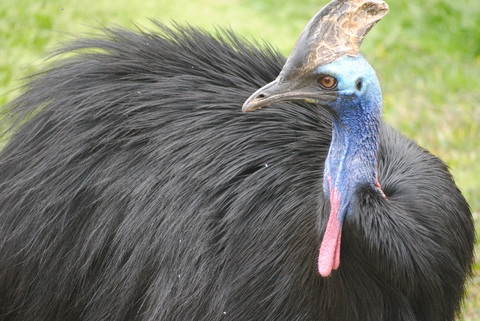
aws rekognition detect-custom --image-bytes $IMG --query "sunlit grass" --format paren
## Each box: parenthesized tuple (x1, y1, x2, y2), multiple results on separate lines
(1, 0, 479, 319)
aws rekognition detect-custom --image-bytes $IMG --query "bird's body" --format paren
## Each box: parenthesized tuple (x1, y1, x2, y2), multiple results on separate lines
(0, 11, 474, 321)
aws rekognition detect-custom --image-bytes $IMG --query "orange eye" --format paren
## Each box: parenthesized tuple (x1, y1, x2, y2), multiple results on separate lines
(317, 75, 337, 89)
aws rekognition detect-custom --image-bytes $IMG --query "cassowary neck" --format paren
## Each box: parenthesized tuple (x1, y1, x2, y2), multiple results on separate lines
(325, 114, 381, 199)
(318, 90, 383, 277)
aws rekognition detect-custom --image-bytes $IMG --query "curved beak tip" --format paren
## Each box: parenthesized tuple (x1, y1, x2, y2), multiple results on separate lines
(242, 98, 263, 113)
(242, 78, 290, 112)
(242, 86, 273, 112)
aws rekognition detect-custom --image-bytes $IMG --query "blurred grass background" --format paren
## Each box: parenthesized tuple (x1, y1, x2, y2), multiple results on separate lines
(0, 0, 478, 319)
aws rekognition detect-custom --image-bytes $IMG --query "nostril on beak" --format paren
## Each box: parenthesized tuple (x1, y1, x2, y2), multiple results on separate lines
(242, 81, 277, 112)
(256, 93, 268, 100)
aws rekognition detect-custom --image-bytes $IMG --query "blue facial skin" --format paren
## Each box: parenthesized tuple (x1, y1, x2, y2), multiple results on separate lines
(317, 55, 383, 221)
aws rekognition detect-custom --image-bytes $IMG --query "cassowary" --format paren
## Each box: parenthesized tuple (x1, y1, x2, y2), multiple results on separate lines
(0, 0, 474, 320)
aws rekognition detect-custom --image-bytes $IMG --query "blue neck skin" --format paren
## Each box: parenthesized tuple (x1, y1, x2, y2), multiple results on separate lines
(324, 102, 382, 220)
(316, 55, 384, 277)
(321, 55, 384, 220)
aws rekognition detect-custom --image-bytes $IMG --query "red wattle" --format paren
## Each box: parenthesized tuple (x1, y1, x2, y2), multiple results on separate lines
(318, 187, 342, 277)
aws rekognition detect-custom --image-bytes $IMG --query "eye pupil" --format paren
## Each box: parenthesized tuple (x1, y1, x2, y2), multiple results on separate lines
(318, 76, 337, 89)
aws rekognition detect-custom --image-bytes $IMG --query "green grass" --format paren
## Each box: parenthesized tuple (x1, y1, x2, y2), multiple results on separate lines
(1, 0, 479, 319)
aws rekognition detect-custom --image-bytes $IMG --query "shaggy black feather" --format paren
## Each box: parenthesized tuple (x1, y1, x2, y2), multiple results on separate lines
(0, 23, 475, 321)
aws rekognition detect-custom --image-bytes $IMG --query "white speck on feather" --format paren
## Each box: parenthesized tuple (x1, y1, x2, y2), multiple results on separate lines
(264, 164, 269, 168)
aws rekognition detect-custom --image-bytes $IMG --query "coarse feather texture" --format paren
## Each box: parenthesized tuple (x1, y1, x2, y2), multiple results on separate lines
(0, 23, 475, 321)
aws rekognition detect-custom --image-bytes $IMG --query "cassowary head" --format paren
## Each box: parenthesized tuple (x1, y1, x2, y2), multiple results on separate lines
(243, 0, 389, 277)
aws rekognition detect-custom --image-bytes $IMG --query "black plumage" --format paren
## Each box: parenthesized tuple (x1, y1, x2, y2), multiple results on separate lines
(0, 23, 474, 321)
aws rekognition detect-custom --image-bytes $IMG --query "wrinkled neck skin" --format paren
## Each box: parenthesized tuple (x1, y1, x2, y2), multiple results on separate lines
(324, 109, 382, 217)
(318, 67, 383, 277)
